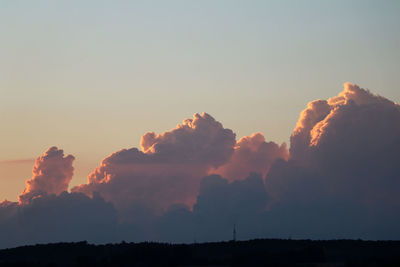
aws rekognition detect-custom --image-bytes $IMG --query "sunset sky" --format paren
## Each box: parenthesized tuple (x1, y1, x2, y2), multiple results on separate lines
(1, 1, 400, 248)
(1, 0, 399, 201)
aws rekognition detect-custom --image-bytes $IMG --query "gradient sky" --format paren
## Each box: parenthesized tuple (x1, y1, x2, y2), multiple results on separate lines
(1, 0, 399, 201)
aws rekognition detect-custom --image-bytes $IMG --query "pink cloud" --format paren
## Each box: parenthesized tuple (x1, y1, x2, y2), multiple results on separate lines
(72, 113, 236, 214)
(211, 133, 288, 181)
(18, 147, 75, 204)
(268, 82, 400, 208)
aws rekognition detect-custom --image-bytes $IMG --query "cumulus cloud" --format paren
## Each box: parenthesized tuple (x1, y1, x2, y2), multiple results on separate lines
(290, 83, 400, 162)
(2, 82, 400, 248)
(157, 173, 269, 243)
(18, 192, 117, 245)
(0, 147, 119, 249)
(194, 173, 268, 219)
(0, 200, 20, 249)
(281, 83, 400, 202)
(140, 113, 236, 167)
(289, 99, 331, 162)
(18, 147, 75, 204)
(0, 192, 117, 249)
(211, 133, 288, 181)
(72, 113, 236, 213)
(266, 83, 400, 239)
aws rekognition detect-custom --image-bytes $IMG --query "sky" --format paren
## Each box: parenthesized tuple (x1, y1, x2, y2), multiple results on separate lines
(0, 0, 400, 229)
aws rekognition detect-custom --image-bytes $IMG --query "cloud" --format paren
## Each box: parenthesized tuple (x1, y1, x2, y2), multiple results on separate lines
(194, 173, 268, 217)
(18, 192, 117, 245)
(0, 200, 20, 249)
(157, 173, 269, 243)
(290, 83, 400, 162)
(211, 133, 288, 181)
(266, 83, 400, 239)
(0, 145, 117, 248)
(72, 113, 236, 214)
(0, 147, 119, 249)
(18, 147, 75, 204)
(140, 113, 236, 167)
(289, 99, 331, 162)
(283, 83, 400, 202)
(157, 83, 400, 241)
(0, 192, 117, 249)
(2, 82, 400, 247)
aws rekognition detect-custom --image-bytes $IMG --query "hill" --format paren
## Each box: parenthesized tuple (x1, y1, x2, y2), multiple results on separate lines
(1, 239, 400, 266)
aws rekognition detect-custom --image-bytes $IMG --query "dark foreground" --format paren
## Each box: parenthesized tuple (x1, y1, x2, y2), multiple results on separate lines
(1, 239, 400, 267)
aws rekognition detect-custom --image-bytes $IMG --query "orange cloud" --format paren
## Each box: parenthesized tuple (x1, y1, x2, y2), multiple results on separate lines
(0, 83, 398, 246)
(211, 133, 288, 181)
(18, 147, 75, 204)
(269, 82, 400, 208)
(72, 113, 236, 215)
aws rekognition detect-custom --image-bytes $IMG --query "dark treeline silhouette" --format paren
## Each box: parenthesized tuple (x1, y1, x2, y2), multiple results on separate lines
(1, 239, 400, 266)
